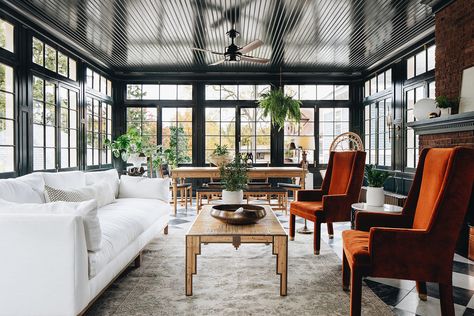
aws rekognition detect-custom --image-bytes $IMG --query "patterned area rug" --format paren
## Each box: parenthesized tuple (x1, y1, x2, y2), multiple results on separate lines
(86, 220, 393, 316)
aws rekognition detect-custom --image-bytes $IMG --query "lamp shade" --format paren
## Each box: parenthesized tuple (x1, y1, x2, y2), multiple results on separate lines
(289, 142, 297, 150)
(297, 136, 315, 150)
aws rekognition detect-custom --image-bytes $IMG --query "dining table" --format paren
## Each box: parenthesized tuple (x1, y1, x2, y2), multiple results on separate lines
(170, 166, 307, 213)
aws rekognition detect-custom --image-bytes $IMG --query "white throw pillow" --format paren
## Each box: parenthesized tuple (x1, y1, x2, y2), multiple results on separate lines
(85, 169, 120, 198)
(0, 199, 101, 251)
(119, 176, 171, 202)
(42, 171, 87, 190)
(0, 179, 44, 204)
(16, 173, 46, 203)
(44, 182, 115, 208)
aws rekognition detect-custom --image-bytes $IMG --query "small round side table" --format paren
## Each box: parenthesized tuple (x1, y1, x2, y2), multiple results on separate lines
(351, 203, 403, 229)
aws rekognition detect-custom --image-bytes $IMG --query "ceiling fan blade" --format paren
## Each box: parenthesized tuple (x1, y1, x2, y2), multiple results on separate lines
(209, 59, 226, 66)
(191, 47, 224, 55)
(238, 40, 264, 54)
(241, 55, 270, 64)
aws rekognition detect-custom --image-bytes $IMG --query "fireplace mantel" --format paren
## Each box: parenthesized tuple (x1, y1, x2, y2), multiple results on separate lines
(407, 112, 474, 135)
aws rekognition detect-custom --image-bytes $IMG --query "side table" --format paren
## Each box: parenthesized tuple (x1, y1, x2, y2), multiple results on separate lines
(351, 202, 403, 229)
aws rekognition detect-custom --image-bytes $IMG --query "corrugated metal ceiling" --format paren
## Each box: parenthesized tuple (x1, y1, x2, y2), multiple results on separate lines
(8, 0, 435, 73)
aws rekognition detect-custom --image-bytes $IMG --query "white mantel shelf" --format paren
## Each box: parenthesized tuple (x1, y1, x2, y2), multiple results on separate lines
(407, 112, 474, 135)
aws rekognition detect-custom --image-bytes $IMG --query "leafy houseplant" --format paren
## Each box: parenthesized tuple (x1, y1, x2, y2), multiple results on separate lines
(258, 87, 302, 131)
(104, 128, 144, 164)
(219, 154, 248, 204)
(365, 165, 391, 207)
(209, 144, 232, 166)
(435, 96, 459, 116)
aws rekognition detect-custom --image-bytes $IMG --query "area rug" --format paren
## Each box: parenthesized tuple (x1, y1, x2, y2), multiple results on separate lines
(86, 222, 393, 315)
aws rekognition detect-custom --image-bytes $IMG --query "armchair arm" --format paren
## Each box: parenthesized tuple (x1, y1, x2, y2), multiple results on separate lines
(0, 214, 89, 316)
(356, 212, 411, 232)
(296, 189, 323, 202)
(322, 194, 352, 222)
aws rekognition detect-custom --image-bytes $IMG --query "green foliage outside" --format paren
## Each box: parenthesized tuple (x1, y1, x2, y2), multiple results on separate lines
(219, 154, 248, 191)
(365, 164, 390, 187)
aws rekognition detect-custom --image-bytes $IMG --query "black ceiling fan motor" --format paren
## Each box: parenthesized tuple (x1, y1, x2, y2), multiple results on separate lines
(225, 29, 241, 61)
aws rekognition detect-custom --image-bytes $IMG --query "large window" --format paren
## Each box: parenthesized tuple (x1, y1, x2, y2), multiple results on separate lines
(0, 18, 14, 53)
(405, 86, 425, 168)
(86, 68, 112, 97)
(162, 107, 192, 163)
(32, 37, 77, 81)
(86, 97, 112, 167)
(364, 99, 392, 166)
(240, 107, 271, 163)
(407, 45, 435, 80)
(0, 62, 14, 172)
(205, 107, 236, 161)
(284, 108, 315, 164)
(127, 84, 192, 100)
(364, 69, 392, 98)
(59, 87, 78, 168)
(205, 84, 269, 100)
(284, 85, 349, 100)
(33, 76, 56, 170)
(319, 108, 350, 164)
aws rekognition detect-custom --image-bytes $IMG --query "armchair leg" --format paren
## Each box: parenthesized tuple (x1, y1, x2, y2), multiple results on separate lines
(439, 282, 454, 316)
(350, 269, 362, 316)
(314, 220, 321, 255)
(289, 214, 296, 241)
(342, 250, 350, 291)
(164, 225, 168, 235)
(327, 222, 334, 239)
(416, 281, 427, 301)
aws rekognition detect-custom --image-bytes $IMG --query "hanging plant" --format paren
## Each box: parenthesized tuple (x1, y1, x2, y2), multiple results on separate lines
(257, 87, 302, 131)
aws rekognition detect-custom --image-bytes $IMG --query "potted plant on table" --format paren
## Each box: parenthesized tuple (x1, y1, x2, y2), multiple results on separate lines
(257, 87, 302, 131)
(209, 144, 232, 167)
(104, 128, 146, 168)
(219, 154, 248, 204)
(365, 165, 391, 207)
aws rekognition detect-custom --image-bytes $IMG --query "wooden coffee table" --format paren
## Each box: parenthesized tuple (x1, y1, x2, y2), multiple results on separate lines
(185, 205, 288, 296)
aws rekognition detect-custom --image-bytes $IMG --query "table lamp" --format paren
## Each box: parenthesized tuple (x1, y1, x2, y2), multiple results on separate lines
(297, 136, 315, 169)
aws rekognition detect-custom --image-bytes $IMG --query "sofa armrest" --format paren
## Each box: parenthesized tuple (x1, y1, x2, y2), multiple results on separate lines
(356, 212, 411, 232)
(0, 214, 89, 316)
(322, 194, 352, 222)
(296, 189, 323, 202)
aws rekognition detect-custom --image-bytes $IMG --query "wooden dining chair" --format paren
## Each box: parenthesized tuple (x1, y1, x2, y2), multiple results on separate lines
(342, 147, 474, 316)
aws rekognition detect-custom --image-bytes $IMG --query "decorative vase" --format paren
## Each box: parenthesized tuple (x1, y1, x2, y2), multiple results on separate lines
(366, 187, 384, 207)
(222, 190, 244, 204)
(127, 153, 146, 168)
(209, 153, 232, 167)
(439, 107, 451, 116)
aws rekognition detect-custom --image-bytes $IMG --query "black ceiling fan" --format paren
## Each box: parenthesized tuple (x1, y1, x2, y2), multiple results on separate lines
(191, 29, 269, 66)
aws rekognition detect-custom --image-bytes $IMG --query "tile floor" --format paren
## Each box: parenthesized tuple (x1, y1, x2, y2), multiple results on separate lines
(169, 201, 474, 316)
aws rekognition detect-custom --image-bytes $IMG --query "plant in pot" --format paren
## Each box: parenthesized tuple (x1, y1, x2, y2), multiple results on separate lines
(435, 96, 459, 116)
(257, 86, 302, 131)
(219, 154, 248, 204)
(209, 144, 232, 166)
(104, 128, 146, 168)
(365, 165, 390, 207)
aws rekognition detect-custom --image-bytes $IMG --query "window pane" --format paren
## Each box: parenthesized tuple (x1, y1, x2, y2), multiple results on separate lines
(256, 85, 270, 99)
(364, 81, 370, 98)
(427, 45, 435, 71)
(127, 84, 142, 100)
(142, 84, 160, 99)
(238, 85, 255, 100)
(33, 38, 44, 66)
(160, 84, 177, 100)
(93, 72, 100, 91)
(106, 80, 112, 97)
(58, 52, 68, 77)
(86, 68, 93, 89)
(0, 92, 14, 119)
(0, 119, 14, 145)
(317, 85, 334, 100)
(0, 63, 14, 92)
(385, 69, 392, 89)
(370, 78, 377, 95)
(429, 81, 436, 99)
(69, 59, 77, 81)
(377, 73, 385, 92)
(177, 85, 192, 100)
(334, 85, 349, 100)
(205, 85, 220, 100)
(221, 85, 237, 100)
(284, 85, 298, 98)
(0, 19, 14, 53)
(415, 50, 426, 76)
(45, 45, 57, 72)
(0, 146, 14, 172)
(407, 56, 415, 79)
(299, 85, 316, 100)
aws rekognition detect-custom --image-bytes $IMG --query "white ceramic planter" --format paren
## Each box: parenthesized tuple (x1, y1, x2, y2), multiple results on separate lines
(127, 153, 147, 168)
(366, 187, 385, 207)
(439, 107, 451, 117)
(222, 190, 244, 204)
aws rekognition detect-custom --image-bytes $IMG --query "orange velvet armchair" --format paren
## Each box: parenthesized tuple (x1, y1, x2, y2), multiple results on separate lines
(289, 150, 366, 255)
(342, 147, 474, 316)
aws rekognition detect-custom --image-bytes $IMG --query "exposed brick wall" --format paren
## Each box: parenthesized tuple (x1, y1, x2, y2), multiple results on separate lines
(435, 0, 474, 111)
(419, 131, 474, 152)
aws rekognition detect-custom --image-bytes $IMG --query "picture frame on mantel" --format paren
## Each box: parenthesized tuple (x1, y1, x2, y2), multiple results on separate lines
(459, 65, 474, 113)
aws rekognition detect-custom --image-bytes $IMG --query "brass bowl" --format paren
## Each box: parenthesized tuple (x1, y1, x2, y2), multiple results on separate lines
(210, 204, 266, 225)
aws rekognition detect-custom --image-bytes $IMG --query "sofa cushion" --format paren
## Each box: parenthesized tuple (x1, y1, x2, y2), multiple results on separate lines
(342, 230, 370, 267)
(42, 171, 86, 190)
(119, 176, 170, 202)
(85, 169, 120, 198)
(0, 178, 44, 203)
(44, 182, 115, 208)
(88, 198, 170, 278)
(0, 199, 101, 251)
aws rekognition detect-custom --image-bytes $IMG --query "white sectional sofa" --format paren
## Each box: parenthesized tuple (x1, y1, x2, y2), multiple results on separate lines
(0, 170, 170, 316)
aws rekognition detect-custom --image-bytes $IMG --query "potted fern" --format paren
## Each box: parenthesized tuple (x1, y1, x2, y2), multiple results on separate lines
(365, 165, 391, 207)
(258, 87, 302, 131)
(219, 154, 248, 204)
(209, 144, 232, 166)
